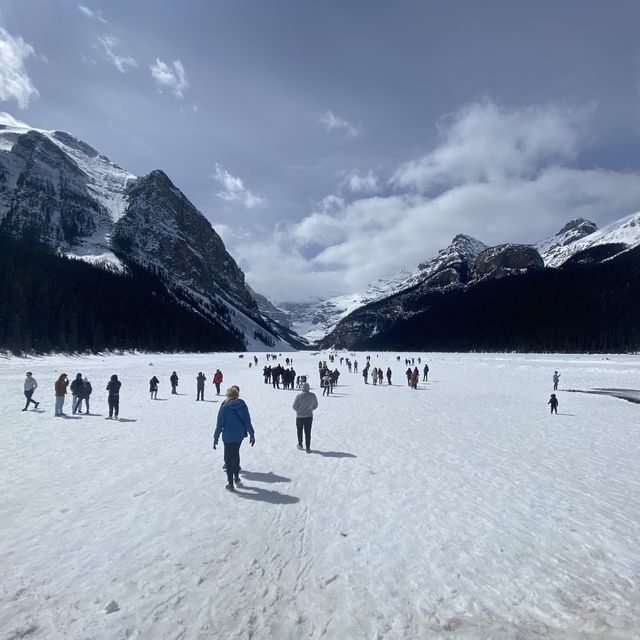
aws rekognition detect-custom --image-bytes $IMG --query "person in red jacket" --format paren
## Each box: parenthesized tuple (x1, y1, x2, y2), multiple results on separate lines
(213, 369, 223, 395)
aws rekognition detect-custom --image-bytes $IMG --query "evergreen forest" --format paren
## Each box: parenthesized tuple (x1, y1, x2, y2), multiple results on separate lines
(0, 240, 245, 354)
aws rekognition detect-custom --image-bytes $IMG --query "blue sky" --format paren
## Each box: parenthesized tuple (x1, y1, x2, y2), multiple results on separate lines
(2, 0, 640, 301)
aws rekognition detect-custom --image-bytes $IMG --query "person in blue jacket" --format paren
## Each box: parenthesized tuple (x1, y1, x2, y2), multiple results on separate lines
(213, 386, 255, 491)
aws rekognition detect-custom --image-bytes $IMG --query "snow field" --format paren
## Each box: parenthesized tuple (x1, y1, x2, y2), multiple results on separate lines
(1, 352, 639, 640)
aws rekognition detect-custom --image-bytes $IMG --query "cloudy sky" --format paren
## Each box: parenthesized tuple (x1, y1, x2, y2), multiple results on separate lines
(2, 0, 640, 301)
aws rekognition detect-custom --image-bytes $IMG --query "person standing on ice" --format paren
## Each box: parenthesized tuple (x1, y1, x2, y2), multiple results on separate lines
(170, 371, 179, 394)
(423, 364, 429, 381)
(80, 377, 92, 414)
(548, 393, 559, 414)
(196, 372, 206, 401)
(213, 369, 223, 395)
(71, 373, 84, 414)
(405, 368, 412, 386)
(292, 382, 318, 453)
(213, 386, 255, 491)
(22, 371, 39, 411)
(54, 373, 69, 417)
(106, 374, 121, 419)
(553, 371, 560, 391)
(149, 375, 159, 400)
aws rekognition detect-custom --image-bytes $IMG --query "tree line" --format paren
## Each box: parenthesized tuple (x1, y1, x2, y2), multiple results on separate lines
(0, 240, 245, 354)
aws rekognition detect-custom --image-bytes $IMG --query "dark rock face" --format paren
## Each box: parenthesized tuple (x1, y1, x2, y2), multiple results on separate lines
(0, 131, 109, 247)
(557, 218, 597, 239)
(113, 170, 258, 316)
(473, 244, 545, 279)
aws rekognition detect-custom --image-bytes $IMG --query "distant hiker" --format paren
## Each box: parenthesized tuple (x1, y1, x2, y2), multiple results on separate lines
(22, 372, 39, 411)
(106, 374, 121, 419)
(322, 371, 332, 396)
(149, 375, 159, 400)
(71, 373, 84, 414)
(410, 370, 419, 389)
(553, 371, 560, 391)
(406, 368, 412, 386)
(213, 369, 223, 395)
(197, 372, 206, 401)
(423, 364, 429, 382)
(353, 360, 358, 373)
(372, 367, 378, 385)
(80, 377, 92, 414)
(54, 373, 69, 417)
(548, 393, 559, 414)
(254, 355, 258, 365)
(362, 367, 369, 384)
(293, 382, 318, 453)
(170, 371, 179, 394)
(386, 367, 392, 385)
(377, 368, 383, 385)
(213, 386, 255, 491)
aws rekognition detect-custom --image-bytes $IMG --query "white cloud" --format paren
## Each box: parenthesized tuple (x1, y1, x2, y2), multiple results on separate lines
(392, 100, 592, 191)
(98, 36, 137, 73)
(0, 27, 39, 109)
(150, 58, 189, 99)
(319, 110, 360, 138)
(229, 100, 640, 301)
(345, 171, 380, 194)
(0, 111, 32, 128)
(78, 4, 107, 23)
(214, 164, 266, 209)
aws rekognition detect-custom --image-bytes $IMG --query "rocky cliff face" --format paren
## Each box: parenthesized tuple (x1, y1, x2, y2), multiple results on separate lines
(0, 120, 293, 350)
(473, 244, 544, 280)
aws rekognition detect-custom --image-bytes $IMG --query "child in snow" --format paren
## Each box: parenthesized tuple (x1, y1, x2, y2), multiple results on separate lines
(548, 393, 559, 414)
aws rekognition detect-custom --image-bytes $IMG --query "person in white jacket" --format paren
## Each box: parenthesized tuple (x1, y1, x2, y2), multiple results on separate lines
(23, 372, 39, 411)
(292, 382, 318, 453)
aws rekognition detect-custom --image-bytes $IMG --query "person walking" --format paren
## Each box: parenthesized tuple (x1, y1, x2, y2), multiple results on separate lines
(106, 374, 121, 419)
(213, 369, 223, 395)
(548, 393, 559, 414)
(22, 371, 39, 411)
(54, 373, 69, 417)
(386, 367, 392, 385)
(410, 370, 419, 389)
(71, 373, 84, 414)
(322, 370, 332, 396)
(213, 386, 255, 491)
(149, 375, 159, 400)
(553, 371, 560, 391)
(292, 382, 318, 453)
(423, 364, 429, 382)
(406, 368, 412, 386)
(170, 371, 179, 394)
(80, 377, 92, 414)
(196, 372, 206, 401)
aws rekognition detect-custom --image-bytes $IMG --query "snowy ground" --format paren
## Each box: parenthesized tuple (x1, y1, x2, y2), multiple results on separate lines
(1, 351, 639, 640)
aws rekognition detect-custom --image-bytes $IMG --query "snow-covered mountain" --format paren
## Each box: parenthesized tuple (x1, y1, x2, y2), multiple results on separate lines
(537, 213, 640, 267)
(0, 117, 295, 350)
(304, 211, 640, 346)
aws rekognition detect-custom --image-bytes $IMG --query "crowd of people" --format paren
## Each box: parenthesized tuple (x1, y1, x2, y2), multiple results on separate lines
(18, 355, 563, 489)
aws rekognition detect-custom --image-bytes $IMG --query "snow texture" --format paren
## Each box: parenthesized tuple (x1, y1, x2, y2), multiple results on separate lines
(2, 351, 640, 639)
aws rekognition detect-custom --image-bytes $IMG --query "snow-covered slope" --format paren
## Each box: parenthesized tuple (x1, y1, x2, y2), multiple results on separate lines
(538, 212, 640, 267)
(0, 115, 293, 350)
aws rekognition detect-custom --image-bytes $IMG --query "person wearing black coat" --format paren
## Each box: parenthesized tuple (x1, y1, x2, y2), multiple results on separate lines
(106, 375, 121, 419)
(196, 372, 206, 401)
(170, 371, 179, 394)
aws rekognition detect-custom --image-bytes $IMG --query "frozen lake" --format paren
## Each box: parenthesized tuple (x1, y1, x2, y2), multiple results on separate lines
(1, 351, 639, 639)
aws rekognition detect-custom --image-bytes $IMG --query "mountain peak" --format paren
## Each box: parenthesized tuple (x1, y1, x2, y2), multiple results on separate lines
(556, 218, 597, 236)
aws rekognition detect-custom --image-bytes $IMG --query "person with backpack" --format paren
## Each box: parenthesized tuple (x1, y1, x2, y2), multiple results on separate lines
(22, 371, 39, 411)
(292, 382, 318, 453)
(196, 372, 206, 401)
(106, 375, 121, 419)
(80, 377, 93, 414)
(213, 369, 223, 395)
(170, 371, 179, 395)
(213, 386, 255, 491)
(149, 375, 159, 400)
